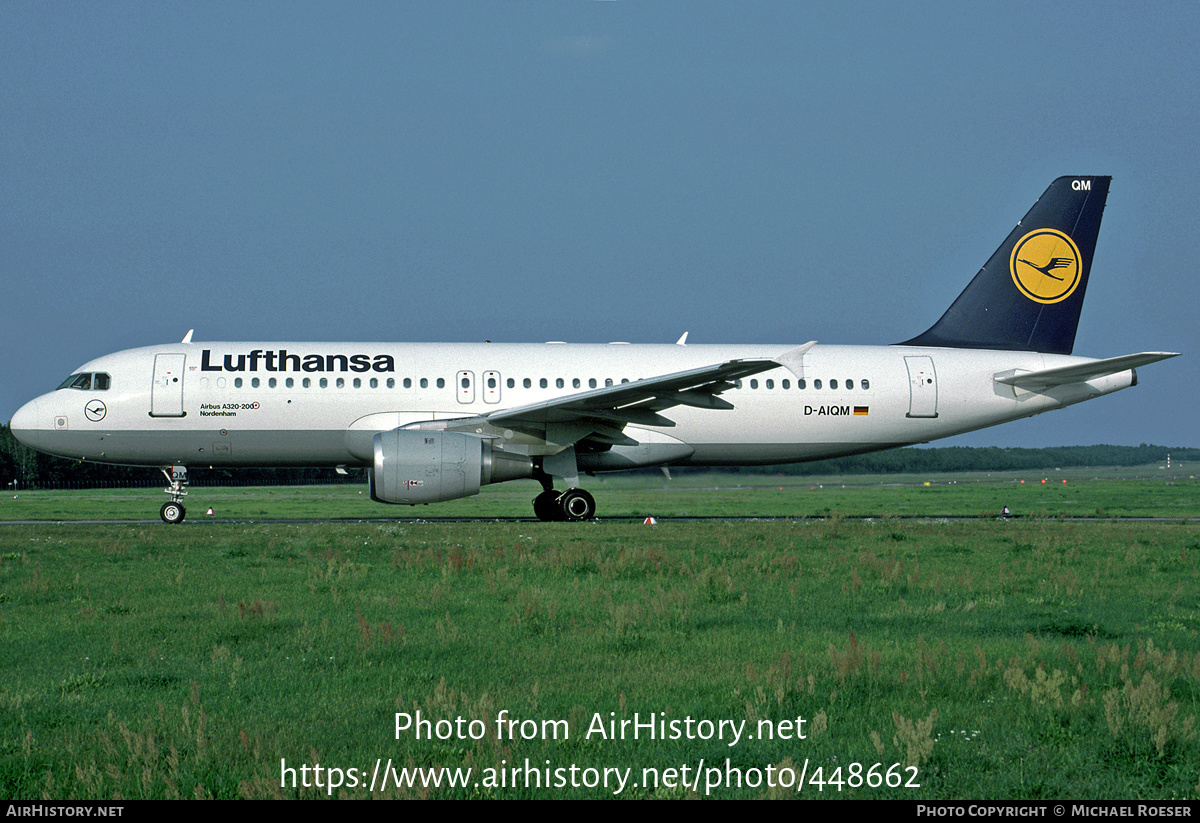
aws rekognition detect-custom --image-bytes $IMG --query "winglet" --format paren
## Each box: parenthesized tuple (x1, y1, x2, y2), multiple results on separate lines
(774, 341, 818, 379)
(676, 332, 688, 346)
(181, 329, 194, 344)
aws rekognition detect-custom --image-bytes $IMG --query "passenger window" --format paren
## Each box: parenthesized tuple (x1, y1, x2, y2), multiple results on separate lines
(589, 378, 596, 388)
(387, 378, 394, 388)
(336, 378, 345, 389)
(539, 378, 548, 388)
(487, 377, 496, 389)
(420, 378, 428, 389)
(286, 378, 295, 388)
(251, 378, 260, 388)
(556, 378, 564, 389)
(404, 378, 412, 388)
(370, 378, 378, 388)
(268, 378, 277, 388)
(862, 379, 870, 390)
(506, 378, 514, 389)
(766, 379, 774, 389)
(846, 379, 854, 390)
(750, 379, 759, 389)
(798, 379, 806, 390)
(605, 379, 613, 387)
(436, 378, 445, 389)
(523, 378, 531, 388)
(320, 378, 328, 388)
(782, 379, 790, 389)
(814, 379, 822, 389)
(353, 378, 361, 388)
(462, 377, 470, 389)
(235, 378, 243, 388)
(572, 378, 581, 388)
(830, 379, 838, 389)
(303, 378, 311, 388)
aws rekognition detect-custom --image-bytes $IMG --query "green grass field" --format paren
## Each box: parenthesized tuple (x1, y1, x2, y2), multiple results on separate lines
(1, 470, 1198, 799)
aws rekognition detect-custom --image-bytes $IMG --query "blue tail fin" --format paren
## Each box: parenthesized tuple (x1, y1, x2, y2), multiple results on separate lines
(901, 176, 1110, 354)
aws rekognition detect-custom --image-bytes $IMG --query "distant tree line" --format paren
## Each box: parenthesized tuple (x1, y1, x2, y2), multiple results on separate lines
(700, 443, 1198, 477)
(1, 423, 1194, 489)
(0, 424, 365, 489)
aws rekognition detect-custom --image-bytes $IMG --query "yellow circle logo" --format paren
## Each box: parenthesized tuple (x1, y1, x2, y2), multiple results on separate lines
(1009, 229, 1082, 304)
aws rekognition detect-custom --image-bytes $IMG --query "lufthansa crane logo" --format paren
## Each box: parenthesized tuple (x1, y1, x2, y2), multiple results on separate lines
(85, 400, 107, 422)
(1010, 228, 1082, 304)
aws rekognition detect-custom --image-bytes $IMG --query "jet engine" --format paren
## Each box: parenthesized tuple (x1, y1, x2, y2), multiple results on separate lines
(368, 429, 532, 504)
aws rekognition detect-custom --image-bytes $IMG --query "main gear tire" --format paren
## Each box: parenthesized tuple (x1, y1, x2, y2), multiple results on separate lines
(533, 490, 562, 522)
(558, 488, 596, 522)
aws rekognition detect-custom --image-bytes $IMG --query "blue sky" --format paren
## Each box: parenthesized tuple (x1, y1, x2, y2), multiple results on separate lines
(2, 1, 1196, 448)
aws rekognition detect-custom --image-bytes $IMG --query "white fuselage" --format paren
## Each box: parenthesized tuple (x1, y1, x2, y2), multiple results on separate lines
(10, 341, 1135, 470)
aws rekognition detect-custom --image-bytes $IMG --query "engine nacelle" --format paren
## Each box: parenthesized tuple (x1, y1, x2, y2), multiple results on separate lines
(368, 429, 532, 505)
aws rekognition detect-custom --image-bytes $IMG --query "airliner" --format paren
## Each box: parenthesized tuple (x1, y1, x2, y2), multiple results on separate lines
(9, 176, 1178, 522)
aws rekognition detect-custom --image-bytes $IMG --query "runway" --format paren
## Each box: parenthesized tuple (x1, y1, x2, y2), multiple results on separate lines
(3, 515, 1197, 526)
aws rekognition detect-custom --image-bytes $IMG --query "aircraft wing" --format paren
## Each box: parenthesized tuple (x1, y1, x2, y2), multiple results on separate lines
(483, 356, 781, 431)
(994, 352, 1179, 390)
(403, 345, 814, 451)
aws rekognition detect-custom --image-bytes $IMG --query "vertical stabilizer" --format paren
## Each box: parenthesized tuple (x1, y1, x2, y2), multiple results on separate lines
(901, 176, 1110, 354)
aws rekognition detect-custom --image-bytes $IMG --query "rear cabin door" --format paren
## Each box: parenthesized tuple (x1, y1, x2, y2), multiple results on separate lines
(904, 355, 939, 418)
(151, 353, 186, 417)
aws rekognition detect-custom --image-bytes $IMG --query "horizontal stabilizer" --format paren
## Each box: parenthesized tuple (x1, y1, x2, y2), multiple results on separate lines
(994, 352, 1179, 389)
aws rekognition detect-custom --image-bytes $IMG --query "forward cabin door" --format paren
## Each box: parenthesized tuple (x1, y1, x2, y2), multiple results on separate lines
(904, 355, 939, 418)
(151, 353, 187, 417)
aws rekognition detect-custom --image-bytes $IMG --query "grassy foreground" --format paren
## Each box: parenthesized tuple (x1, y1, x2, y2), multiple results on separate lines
(1, 475, 1198, 799)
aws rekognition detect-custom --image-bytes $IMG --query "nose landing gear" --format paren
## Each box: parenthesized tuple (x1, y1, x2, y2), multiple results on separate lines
(160, 500, 186, 524)
(159, 465, 188, 523)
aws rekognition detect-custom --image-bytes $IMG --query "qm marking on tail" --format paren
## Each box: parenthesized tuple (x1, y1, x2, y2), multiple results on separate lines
(10, 177, 1177, 522)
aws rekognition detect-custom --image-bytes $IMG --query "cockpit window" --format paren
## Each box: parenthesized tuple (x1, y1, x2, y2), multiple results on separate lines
(56, 372, 110, 391)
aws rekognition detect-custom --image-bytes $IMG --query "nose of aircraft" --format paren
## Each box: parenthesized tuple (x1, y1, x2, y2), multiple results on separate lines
(10, 397, 43, 449)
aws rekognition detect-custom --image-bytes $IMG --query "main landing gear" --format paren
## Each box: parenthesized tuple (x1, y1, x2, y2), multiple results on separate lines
(532, 488, 597, 522)
(531, 454, 596, 521)
(159, 465, 188, 524)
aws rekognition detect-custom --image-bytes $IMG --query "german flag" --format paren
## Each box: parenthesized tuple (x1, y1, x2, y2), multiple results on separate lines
(853, 406, 869, 416)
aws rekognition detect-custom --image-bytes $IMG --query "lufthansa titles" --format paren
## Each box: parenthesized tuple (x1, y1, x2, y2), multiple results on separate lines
(200, 349, 395, 373)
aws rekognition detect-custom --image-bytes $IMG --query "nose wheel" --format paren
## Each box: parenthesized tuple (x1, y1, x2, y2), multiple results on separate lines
(159, 465, 189, 523)
(160, 501, 186, 524)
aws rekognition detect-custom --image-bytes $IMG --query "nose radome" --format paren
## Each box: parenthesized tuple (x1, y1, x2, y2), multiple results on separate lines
(10, 397, 42, 448)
